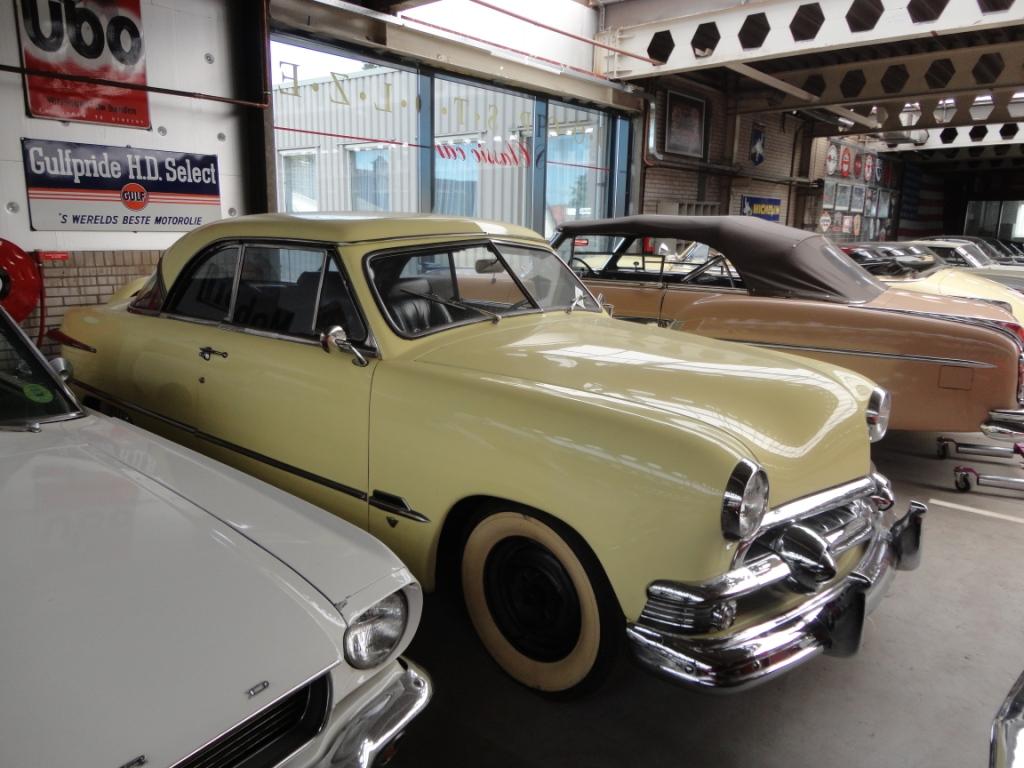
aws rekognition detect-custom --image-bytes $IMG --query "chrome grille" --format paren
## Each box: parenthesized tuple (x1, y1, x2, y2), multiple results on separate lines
(175, 675, 330, 768)
(746, 497, 875, 564)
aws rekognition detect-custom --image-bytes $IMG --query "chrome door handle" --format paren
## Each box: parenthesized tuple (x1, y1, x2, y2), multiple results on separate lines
(198, 346, 228, 361)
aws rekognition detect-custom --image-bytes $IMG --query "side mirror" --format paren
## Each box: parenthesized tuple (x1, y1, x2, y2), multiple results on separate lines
(49, 356, 73, 382)
(319, 325, 368, 367)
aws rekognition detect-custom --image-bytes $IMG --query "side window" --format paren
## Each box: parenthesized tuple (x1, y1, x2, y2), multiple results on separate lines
(167, 246, 240, 321)
(316, 259, 367, 343)
(937, 247, 966, 267)
(128, 270, 166, 314)
(232, 245, 326, 336)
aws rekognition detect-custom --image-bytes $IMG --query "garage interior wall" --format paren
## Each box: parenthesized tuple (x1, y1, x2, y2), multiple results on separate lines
(0, 0, 258, 353)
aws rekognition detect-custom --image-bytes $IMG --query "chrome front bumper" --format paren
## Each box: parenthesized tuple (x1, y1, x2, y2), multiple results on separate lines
(291, 658, 432, 768)
(627, 501, 925, 691)
(982, 409, 1024, 441)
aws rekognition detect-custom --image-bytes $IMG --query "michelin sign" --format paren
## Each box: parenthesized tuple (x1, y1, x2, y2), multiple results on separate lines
(21, 138, 221, 231)
(740, 195, 781, 222)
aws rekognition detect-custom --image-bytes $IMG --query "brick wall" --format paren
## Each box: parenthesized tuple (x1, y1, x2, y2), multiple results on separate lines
(640, 86, 729, 215)
(728, 113, 802, 224)
(19, 251, 161, 358)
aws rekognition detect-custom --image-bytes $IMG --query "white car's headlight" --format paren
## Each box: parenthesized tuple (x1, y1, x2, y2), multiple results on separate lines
(721, 460, 769, 540)
(343, 591, 408, 669)
(866, 387, 891, 443)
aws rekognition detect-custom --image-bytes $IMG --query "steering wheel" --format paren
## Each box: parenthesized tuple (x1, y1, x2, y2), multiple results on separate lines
(568, 256, 596, 277)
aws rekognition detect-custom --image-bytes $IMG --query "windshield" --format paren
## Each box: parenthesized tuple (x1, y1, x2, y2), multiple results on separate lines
(960, 243, 995, 267)
(368, 241, 600, 337)
(1, 311, 77, 427)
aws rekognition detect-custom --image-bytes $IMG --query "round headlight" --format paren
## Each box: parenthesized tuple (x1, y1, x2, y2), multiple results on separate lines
(866, 387, 891, 443)
(343, 591, 408, 670)
(721, 460, 769, 540)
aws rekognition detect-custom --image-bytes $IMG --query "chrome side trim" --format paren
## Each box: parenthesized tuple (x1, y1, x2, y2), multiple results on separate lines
(872, 306, 1024, 353)
(72, 381, 369, 503)
(369, 491, 430, 523)
(730, 339, 995, 369)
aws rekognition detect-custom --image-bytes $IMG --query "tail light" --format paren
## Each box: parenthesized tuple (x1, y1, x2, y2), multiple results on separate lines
(997, 321, 1024, 346)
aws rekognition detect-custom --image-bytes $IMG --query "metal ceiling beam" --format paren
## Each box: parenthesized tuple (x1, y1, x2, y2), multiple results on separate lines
(901, 144, 1024, 161)
(595, 0, 1024, 80)
(736, 40, 1024, 115)
(880, 127, 1024, 151)
(726, 62, 880, 128)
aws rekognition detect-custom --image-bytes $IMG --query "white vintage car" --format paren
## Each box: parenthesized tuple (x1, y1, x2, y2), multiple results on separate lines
(0, 307, 430, 768)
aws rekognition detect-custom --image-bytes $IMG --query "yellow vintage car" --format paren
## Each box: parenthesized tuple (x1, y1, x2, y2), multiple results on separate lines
(57, 213, 923, 695)
(847, 243, 1024, 322)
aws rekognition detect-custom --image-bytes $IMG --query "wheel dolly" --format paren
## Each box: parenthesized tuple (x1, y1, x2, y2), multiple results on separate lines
(936, 437, 1024, 494)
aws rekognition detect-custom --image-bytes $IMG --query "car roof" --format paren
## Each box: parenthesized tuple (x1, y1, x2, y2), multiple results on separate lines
(160, 213, 545, 288)
(554, 214, 885, 303)
(903, 239, 967, 247)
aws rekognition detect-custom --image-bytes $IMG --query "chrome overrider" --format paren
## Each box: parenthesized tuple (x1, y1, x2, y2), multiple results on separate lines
(320, 659, 431, 768)
(627, 474, 925, 691)
(991, 668, 1024, 768)
(982, 353, 1024, 441)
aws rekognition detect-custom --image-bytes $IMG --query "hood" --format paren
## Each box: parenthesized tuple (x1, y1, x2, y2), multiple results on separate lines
(72, 416, 410, 610)
(881, 269, 1024, 323)
(869, 286, 1016, 323)
(0, 420, 349, 768)
(410, 313, 874, 502)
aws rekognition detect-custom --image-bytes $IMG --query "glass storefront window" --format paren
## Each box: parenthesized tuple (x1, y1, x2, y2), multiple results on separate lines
(269, 37, 628, 232)
(545, 103, 610, 238)
(433, 78, 535, 227)
(271, 41, 420, 213)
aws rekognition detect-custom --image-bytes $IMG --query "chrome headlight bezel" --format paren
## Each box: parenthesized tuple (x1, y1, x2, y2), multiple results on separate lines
(343, 590, 409, 670)
(866, 387, 891, 443)
(721, 459, 770, 540)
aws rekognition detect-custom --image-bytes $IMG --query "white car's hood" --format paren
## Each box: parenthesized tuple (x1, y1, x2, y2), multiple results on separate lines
(0, 419, 353, 768)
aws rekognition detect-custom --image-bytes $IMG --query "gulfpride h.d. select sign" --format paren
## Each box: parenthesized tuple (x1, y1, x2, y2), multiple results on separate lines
(21, 139, 221, 232)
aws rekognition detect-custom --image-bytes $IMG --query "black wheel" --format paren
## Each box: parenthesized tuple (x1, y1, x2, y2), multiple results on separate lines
(568, 257, 596, 277)
(460, 508, 622, 696)
(954, 473, 972, 492)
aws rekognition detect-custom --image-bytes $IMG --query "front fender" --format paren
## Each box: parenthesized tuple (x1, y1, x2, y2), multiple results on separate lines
(368, 362, 750, 622)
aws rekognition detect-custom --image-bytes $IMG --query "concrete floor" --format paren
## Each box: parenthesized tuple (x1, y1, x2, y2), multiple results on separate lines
(393, 431, 1024, 768)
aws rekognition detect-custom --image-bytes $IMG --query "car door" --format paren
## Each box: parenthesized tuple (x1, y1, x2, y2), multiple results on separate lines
(180, 242, 376, 529)
(659, 253, 748, 329)
(102, 244, 243, 450)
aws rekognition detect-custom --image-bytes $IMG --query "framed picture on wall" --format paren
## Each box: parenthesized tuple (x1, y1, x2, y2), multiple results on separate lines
(850, 185, 866, 213)
(835, 183, 852, 211)
(822, 179, 837, 209)
(665, 92, 706, 159)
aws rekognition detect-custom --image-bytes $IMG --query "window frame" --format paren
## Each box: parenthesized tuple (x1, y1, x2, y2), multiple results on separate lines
(162, 237, 377, 352)
(363, 238, 600, 340)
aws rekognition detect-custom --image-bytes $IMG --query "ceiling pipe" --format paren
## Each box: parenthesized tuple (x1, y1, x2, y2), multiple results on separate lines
(467, 0, 659, 65)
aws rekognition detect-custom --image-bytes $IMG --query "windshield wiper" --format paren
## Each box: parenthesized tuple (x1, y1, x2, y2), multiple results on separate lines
(400, 289, 501, 324)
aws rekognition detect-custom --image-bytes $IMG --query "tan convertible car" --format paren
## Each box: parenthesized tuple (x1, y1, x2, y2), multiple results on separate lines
(552, 216, 1024, 439)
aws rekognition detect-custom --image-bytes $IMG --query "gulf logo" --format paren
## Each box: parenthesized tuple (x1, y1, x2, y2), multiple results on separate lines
(120, 182, 148, 211)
